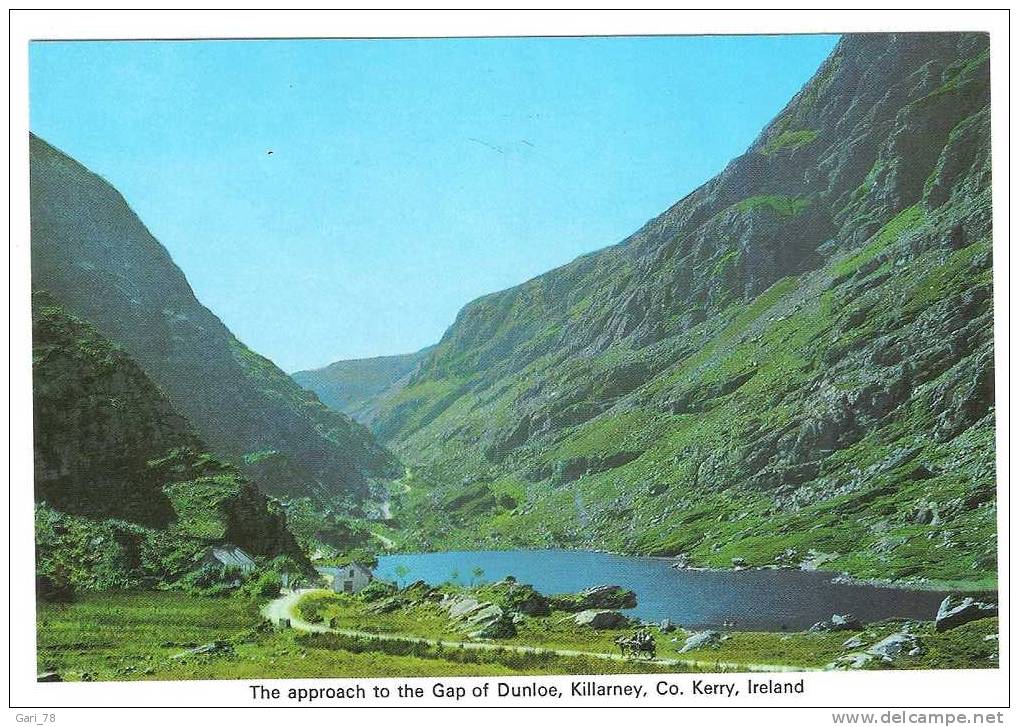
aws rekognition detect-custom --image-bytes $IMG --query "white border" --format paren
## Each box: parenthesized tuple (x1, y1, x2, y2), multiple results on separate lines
(5, 8, 1012, 722)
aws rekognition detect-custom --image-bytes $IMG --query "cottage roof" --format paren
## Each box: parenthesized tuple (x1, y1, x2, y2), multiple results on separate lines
(337, 561, 374, 576)
(206, 545, 256, 569)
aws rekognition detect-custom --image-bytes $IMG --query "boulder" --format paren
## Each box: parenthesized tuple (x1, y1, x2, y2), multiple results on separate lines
(441, 594, 516, 637)
(579, 584, 637, 609)
(867, 632, 922, 661)
(471, 612, 518, 639)
(842, 635, 865, 650)
(679, 630, 721, 653)
(464, 603, 503, 628)
(490, 581, 551, 616)
(37, 672, 62, 683)
(831, 613, 862, 631)
(173, 640, 234, 659)
(809, 613, 862, 632)
(574, 609, 627, 629)
(934, 596, 997, 632)
(825, 652, 875, 670)
(445, 595, 482, 620)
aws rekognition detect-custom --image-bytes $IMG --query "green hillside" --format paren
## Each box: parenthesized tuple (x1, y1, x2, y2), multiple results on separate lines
(32, 295, 308, 595)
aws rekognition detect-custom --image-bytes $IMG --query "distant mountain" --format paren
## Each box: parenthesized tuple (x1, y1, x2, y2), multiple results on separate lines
(365, 33, 995, 584)
(292, 347, 432, 424)
(32, 294, 307, 592)
(30, 134, 401, 505)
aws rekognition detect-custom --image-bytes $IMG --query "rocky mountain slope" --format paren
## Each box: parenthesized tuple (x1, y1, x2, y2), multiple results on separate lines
(32, 295, 307, 592)
(292, 347, 432, 425)
(342, 33, 994, 585)
(33, 291, 198, 526)
(30, 135, 400, 505)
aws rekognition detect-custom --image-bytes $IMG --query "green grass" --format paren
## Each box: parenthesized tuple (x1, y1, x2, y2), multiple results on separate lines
(37, 591, 263, 680)
(832, 204, 927, 278)
(381, 221, 995, 586)
(299, 588, 811, 665)
(36, 591, 681, 680)
(296, 631, 682, 675)
(37, 577, 994, 681)
(732, 195, 812, 217)
(548, 410, 667, 461)
(763, 129, 819, 155)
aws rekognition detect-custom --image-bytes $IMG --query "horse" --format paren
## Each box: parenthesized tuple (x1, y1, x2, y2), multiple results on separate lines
(615, 633, 657, 660)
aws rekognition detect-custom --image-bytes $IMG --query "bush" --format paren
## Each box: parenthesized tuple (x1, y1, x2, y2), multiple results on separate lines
(177, 563, 244, 596)
(358, 579, 396, 603)
(239, 570, 283, 600)
(297, 591, 345, 623)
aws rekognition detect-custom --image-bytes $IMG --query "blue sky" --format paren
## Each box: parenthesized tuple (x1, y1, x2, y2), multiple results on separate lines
(30, 34, 839, 372)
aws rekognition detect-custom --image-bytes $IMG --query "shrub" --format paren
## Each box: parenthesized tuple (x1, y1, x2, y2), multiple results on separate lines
(176, 563, 243, 596)
(240, 570, 283, 600)
(297, 591, 345, 623)
(358, 579, 396, 603)
(733, 195, 812, 217)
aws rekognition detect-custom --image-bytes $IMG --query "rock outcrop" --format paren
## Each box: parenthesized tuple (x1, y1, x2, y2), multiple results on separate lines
(32, 298, 308, 593)
(439, 593, 518, 638)
(934, 595, 997, 632)
(550, 585, 638, 612)
(574, 610, 627, 629)
(679, 630, 722, 653)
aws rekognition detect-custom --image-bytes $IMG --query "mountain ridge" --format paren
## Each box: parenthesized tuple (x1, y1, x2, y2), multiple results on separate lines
(292, 346, 433, 425)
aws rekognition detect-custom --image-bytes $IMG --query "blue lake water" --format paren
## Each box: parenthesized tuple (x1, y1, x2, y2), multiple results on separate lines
(365, 549, 953, 631)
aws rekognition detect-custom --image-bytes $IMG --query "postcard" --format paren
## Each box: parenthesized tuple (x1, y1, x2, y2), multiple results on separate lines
(8, 8, 1010, 722)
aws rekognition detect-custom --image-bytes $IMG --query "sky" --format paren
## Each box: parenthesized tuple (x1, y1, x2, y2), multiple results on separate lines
(30, 34, 839, 372)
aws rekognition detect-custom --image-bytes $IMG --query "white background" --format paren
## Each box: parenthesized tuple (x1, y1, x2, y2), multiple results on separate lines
(5, 8, 1012, 723)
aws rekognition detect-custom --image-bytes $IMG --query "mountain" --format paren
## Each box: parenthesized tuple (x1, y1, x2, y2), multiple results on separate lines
(362, 33, 995, 585)
(32, 294, 307, 593)
(292, 347, 432, 424)
(30, 135, 401, 505)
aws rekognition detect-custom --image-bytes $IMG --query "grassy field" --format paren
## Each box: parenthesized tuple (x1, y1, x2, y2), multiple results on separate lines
(296, 587, 999, 672)
(36, 591, 674, 680)
(35, 586, 998, 682)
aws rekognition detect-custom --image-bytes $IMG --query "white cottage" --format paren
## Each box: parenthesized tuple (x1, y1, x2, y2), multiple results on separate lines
(332, 562, 374, 594)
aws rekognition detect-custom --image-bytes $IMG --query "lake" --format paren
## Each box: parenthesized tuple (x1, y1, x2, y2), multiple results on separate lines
(362, 549, 953, 631)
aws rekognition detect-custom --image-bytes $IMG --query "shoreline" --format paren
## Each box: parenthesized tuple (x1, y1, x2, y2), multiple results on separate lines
(361, 546, 997, 596)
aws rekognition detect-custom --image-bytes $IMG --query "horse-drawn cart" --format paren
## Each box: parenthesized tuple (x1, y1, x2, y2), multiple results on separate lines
(615, 630, 657, 659)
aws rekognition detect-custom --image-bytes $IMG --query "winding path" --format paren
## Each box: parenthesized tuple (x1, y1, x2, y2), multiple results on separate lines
(261, 590, 812, 673)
